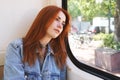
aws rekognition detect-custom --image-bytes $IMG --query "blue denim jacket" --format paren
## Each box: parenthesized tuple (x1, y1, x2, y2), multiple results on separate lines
(4, 38, 66, 80)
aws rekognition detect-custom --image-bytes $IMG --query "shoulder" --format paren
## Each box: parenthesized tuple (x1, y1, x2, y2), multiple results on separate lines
(7, 38, 23, 54)
(8, 38, 23, 49)
(6, 38, 24, 59)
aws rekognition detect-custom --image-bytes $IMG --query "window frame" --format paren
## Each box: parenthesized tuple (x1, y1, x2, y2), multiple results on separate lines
(62, 0, 120, 80)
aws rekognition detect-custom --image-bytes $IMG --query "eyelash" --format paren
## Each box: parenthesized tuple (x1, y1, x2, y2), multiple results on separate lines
(55, 18, 65, 26)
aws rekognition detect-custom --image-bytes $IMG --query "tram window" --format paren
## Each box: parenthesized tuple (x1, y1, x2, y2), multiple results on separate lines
(67, 0, 120, 78)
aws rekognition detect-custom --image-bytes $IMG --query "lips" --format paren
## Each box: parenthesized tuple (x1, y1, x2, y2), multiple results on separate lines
(54, 29, 60, 33)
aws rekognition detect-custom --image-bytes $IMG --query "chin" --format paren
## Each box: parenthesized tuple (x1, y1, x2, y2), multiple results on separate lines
(52, 35, 59, 39)
(52, 36, 58, 39)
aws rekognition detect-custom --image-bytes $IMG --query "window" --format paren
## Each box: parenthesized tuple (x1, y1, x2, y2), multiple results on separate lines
(63, 0, 120, 79)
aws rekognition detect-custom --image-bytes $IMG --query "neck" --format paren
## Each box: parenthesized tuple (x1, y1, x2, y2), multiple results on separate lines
(39, 43, 46, 48)
(39, 37, 51, 48)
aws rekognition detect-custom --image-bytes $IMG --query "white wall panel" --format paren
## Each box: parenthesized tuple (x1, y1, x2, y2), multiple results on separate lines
(0, 0, 61, 65)
(0, 0, 61, 52)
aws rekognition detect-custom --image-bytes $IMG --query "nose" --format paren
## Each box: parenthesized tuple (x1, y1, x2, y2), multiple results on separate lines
(57, 22, 63, 29)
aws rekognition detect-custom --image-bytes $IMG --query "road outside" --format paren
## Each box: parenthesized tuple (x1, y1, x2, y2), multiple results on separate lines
(68, 34, 120, 77)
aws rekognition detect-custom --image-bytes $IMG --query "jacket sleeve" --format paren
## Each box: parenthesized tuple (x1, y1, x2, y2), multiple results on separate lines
(60, 65, 67, 80)
(4, 41, 25, 80)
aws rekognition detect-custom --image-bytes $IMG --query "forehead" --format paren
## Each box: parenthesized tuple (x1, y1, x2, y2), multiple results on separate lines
(56, 11, 66, 21)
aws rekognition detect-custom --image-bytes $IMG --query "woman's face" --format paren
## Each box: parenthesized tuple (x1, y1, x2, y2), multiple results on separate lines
(46, 11, 66, 39)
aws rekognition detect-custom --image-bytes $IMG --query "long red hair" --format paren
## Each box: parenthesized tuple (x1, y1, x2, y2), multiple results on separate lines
(23, 5, 71, 69)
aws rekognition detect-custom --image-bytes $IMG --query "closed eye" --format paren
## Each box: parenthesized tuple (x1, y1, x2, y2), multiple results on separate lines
(55, 17, 60, 22)
(55, 17, 66, 26)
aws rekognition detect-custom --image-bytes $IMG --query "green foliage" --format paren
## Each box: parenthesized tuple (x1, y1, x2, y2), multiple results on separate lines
(102, 33, 120, 50)
(93, 33, 106, 40)
(68, 0, 116, 21)
(68, 0, 81, 19)
(102, 33, 115, 48)
(93, 33, 120, 50)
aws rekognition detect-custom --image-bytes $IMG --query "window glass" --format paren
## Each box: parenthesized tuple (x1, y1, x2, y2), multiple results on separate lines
(68, 0, 120, 77)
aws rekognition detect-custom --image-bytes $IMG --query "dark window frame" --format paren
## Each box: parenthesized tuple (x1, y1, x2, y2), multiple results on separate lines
(62, 0, 120, 80)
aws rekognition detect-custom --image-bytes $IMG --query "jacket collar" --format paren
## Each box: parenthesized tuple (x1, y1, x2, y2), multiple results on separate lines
(47, 44, 54, 55)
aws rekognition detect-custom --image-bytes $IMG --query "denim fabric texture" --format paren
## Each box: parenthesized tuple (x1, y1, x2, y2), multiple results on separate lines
(4, 38, 66, 80)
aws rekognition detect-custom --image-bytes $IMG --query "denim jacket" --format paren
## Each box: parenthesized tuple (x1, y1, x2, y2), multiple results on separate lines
(4, 38, 66, 80)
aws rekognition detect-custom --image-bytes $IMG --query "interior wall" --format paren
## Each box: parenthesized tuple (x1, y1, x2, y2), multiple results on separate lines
(0, 0, 61, 52)
(0, 0, 61, 65)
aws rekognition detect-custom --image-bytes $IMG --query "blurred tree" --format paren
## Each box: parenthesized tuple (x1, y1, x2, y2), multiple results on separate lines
(68, 0, 81, 19)
(114, 0, 120, 41)
(68, 0, 116, 21)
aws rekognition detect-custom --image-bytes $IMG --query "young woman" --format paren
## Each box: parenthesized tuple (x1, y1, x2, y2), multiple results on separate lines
(4, 5, 71, 80)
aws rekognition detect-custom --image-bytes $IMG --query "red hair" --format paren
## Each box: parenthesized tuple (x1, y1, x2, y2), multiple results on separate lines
(23, 5, 71, 69)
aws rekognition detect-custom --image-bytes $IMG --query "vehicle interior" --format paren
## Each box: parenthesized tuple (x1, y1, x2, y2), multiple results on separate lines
(0, 0, 120, 80)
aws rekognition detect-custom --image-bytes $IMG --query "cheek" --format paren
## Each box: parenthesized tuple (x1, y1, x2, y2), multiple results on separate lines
(51, 21, 57, 27)
(61, 28, 63, 33)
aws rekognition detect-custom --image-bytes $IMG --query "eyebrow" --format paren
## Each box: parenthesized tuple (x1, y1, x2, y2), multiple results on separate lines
(57, 16, 65, 23)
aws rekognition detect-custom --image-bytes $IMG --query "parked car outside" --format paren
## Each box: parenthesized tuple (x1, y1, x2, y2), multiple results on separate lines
(88, 26, 100, 34)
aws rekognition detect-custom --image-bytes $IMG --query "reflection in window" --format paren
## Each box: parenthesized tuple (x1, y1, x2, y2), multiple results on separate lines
(67, 0, 120, 77)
